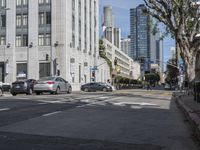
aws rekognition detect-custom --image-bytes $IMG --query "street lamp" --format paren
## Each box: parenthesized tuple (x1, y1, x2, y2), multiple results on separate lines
(50, 41, 59, 76)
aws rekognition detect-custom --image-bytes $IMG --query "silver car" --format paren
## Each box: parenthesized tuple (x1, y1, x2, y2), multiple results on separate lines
(34, 76, 72, 95)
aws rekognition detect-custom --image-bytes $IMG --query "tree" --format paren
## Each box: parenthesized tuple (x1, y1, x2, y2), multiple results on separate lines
(143, 0, 200, 82)
(165, 59, 179, 84)
(145, 73, 160, 85)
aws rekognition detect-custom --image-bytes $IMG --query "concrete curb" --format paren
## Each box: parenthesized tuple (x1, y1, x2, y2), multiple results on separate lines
(175, 95, 200, 140)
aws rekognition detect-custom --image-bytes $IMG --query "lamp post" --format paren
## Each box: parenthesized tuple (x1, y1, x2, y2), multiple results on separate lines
(27, 42, 33, 79)
(51, 41, 59, 76)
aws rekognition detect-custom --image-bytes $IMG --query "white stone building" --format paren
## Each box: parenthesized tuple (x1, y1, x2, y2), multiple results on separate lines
(0, 0, 110, 90)
(121, 38, 130, 56)
(103, 38, 140, 79)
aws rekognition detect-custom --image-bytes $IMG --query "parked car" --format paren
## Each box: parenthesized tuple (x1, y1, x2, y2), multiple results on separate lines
(10, 79, 36, 96)
(164, 84, 171, 90)
(34, 76, 72, 95)
(81, 82, 112, 92)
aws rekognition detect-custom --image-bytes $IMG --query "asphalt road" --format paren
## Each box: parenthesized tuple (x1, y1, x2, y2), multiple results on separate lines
(0, 89, 199, 150)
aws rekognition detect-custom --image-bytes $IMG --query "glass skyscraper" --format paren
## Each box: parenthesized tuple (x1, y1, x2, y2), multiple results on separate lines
(130, 4, 151, 73)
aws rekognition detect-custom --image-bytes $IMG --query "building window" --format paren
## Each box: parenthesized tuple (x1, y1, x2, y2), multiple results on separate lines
(22, 34, 28, 46)
(1, 0, 5, 7)
(39, 34, 51, 46)
(72, 0, 75, 11)
(16, 35, 28, 47)
(17, 63, 27, 79)
(39, 34, 44, 46)
(46, 34, 51, 46)
(39, 13, 44, 25)
(16, 15, 22, 27)
(16, 0, 22, 6)
(16, 35, 22, 47)
(22, 0, 27, 5)
(39, 0, 50, 4)
(1, 15, 6, 27)
(46, 12, 51, 24)
(46, 0, 51, 4)
(72, 34, 75, 48)
(23, 15, 28, 26)
(0, 36, 5, 45)
(39, 0, 44, 4)
(39, 63, 50, 78)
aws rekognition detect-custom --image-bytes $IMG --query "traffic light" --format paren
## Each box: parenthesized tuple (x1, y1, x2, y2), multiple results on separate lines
(114, 59, 117, 66)
(46, 54, 49, 61)
(140, 58, 145, 64)
(57, 69, 60, 76)
(92, 71, 95, 77)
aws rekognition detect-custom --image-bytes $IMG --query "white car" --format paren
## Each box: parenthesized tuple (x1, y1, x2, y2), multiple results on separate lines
(34, 76, 72, 95)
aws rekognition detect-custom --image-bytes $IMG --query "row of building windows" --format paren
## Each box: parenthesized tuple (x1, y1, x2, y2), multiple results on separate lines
(16, 0, 27, 6)
(15, 34, 51, 47)
(16, 0, 51, 6)
(17, 63, 50, 79)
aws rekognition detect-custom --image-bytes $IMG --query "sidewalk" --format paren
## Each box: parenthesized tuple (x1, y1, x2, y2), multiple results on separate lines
(174, 92, 200, 141)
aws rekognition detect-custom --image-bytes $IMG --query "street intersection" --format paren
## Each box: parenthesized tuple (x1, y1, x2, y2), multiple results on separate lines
(0, 89, 199, 150)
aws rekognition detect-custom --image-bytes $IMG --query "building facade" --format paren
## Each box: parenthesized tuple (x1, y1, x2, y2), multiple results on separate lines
(102, 5, 121, 49)
(0, 0, 110, 90)
(103, 38, 140, 79)
(103, 5, 114, 27)
(130, 4, 151, 75)
(121, 38, 130, 56)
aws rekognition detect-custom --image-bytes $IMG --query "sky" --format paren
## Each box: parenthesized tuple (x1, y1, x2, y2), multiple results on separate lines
(99, 0, 175, 67)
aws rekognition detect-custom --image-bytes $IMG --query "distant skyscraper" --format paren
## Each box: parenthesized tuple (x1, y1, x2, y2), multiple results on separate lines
(121, 38, 131, 56)
(103, 6, 121, 48)
(130, 4, 151, 73)
(103, 6, 114, 27)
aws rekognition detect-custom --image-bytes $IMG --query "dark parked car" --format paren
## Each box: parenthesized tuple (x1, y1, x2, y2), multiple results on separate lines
(10, 79, 36, 96)
(81, 82, 112, 92)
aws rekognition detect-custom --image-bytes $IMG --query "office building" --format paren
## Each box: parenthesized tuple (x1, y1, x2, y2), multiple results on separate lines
(121, 38, 130, 56)
(0, 0, 110, 90)
(103, 38, 140, 79)
(102, 5, 121, 48)
(130, 4, 152, 75)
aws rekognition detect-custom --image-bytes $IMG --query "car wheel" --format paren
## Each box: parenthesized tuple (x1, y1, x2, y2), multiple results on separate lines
(12, 93, 17, 96)
(84, 88, 89, 92)
(103, 88, 107, 92)
(56, 87, 60, 94)
(36, 92, 41, 95)
(0, 88, 3, 96)
(67, 87, 72, 94)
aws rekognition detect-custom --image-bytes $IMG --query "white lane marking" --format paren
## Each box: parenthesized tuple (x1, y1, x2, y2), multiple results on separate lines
(42, 111, 62, 117)
(37, 100, 65, 104)
(0, 108, 10, 111)
(99, 97, 109, 99)
(76, 97, 122, 108)
(112, 102, 158, 106)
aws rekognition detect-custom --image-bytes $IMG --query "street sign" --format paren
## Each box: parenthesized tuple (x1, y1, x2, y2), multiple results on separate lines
(90, 66, 98, 71)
